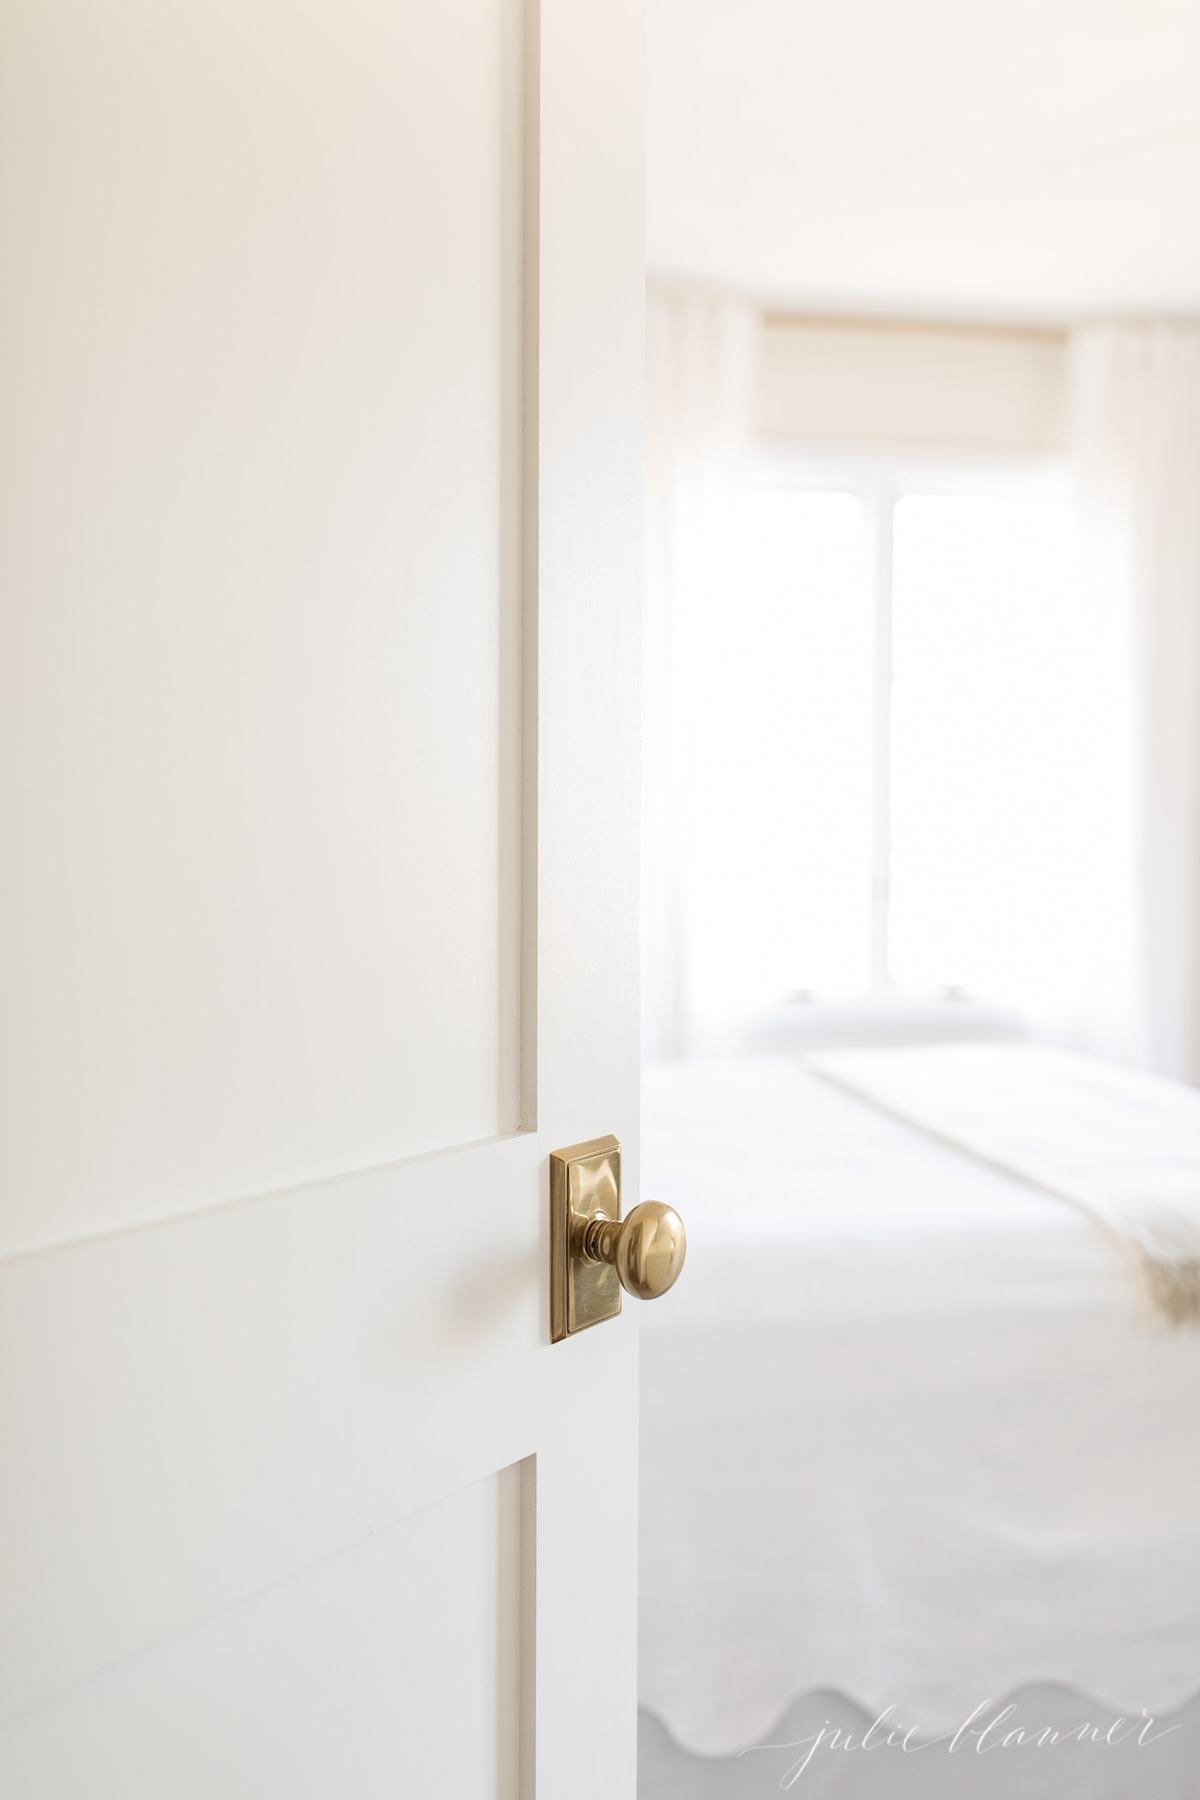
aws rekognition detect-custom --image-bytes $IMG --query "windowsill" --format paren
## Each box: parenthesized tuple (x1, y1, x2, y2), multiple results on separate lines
(739, 992, 1030, 1055)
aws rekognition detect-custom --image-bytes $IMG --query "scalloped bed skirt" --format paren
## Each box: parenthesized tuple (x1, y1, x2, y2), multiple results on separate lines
(639, 1056, 1200, 1767)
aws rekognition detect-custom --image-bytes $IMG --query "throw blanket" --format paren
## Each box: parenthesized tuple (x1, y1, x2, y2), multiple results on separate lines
(811, 1044, 1200, 1326)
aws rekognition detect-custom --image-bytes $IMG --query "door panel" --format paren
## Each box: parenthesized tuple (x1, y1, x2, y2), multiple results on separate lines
(0, 1135, 540, 1717)
(0, 1466, 524, 1800)
(0, 0, 642, 1794)
(0, 0, 524, 1256)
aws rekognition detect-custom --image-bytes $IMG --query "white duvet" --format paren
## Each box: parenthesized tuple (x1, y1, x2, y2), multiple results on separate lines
(812, 1044, 1200, 1325)
(638, 1053, 1200, 1756)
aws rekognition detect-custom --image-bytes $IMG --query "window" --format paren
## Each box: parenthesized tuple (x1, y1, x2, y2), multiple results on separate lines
(686, 461, 1085, 1027)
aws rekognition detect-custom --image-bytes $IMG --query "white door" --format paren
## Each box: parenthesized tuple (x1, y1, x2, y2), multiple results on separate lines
(0, 2, 643, 1794)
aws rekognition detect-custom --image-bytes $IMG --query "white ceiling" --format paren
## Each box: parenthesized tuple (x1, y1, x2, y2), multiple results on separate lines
(647, 0, 1200, 320)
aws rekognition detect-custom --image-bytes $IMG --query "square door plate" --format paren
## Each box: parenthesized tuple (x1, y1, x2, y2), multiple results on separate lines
(549, 1134, 621, 1342)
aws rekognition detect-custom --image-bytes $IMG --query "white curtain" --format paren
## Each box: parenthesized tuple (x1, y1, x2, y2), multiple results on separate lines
(642, 288, 758, 1061)
(1069, 324, 1200, 1083)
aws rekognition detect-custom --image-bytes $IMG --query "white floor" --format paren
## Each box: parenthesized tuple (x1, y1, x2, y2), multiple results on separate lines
(639, 1684, 1200, 1798)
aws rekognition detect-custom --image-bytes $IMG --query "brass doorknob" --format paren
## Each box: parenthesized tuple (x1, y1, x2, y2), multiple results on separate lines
(549, 1136, 686, 1341)
(577, 1201, 687, 1301)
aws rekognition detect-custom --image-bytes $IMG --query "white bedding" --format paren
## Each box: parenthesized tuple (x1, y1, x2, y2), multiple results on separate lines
(639, 1054, 1200, 1757)
(813, 1044, 1200, 1323)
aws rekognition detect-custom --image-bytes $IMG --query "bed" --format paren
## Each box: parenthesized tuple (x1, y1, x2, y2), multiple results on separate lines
(638, 1050, 1200, 1793)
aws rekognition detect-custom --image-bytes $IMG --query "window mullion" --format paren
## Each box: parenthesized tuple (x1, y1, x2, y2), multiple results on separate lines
(868, 487, 895, 994)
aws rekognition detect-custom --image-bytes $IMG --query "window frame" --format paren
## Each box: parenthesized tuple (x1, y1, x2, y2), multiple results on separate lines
(747, 444, 1074, 1005)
